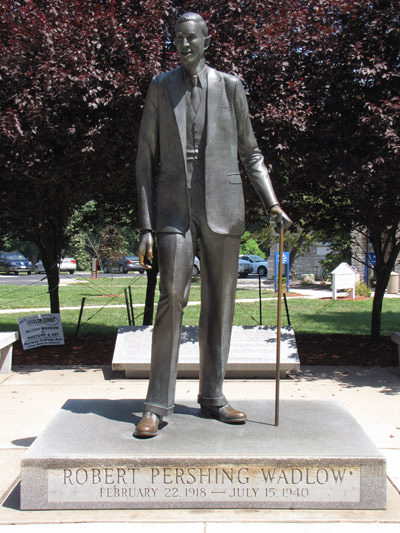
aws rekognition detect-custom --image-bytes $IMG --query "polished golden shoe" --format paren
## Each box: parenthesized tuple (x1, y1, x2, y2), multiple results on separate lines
(200, 403, 247, 424)
(134, 412, 160, 438)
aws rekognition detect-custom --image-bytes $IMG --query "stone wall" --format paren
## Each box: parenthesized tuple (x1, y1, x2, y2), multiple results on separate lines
(268, 232, 399, 284)
(268, 243, 331, 280)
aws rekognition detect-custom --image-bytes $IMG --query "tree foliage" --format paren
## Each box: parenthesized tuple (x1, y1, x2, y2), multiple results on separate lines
(1, 0, 398, 336)
(172, 0, 399, 336)
(1, 0, 172, 312)
(239, 231, 264, 257)
(97, 225, 127, 266)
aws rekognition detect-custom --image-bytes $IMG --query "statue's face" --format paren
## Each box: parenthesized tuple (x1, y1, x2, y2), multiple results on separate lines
(174, 20, 210, 70)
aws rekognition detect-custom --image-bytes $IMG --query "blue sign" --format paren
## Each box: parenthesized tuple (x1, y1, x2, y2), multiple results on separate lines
(274, 251, 290, 292)
(364, 253, 376, 283)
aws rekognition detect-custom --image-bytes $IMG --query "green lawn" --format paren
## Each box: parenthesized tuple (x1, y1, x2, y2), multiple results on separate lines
(0, 276, 398, 337)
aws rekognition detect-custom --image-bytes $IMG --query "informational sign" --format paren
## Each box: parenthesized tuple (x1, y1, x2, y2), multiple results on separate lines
(18, 314, 64, 350)
(364, 252, 376, 283)
(274, 251, 290, 293)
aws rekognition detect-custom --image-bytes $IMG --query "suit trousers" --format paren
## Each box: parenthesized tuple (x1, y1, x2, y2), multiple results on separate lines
(143, 175, 240, 417)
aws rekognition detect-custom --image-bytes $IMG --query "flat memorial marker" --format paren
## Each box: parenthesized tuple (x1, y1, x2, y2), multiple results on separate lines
(112, 325, 300, 378)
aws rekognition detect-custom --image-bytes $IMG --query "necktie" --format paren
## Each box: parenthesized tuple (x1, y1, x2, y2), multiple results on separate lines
(190, 75, 201, 112)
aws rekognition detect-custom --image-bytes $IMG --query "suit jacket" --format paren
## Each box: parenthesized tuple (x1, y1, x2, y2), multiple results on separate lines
(136, 66, 279, 236)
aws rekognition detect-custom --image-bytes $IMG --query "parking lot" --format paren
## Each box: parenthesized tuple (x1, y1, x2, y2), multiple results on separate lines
(0, 271, 266, 288)
(0, 271, 146, 287)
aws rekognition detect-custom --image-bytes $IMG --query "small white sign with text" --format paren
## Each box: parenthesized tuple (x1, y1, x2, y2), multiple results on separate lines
(18, 313, 64, 350)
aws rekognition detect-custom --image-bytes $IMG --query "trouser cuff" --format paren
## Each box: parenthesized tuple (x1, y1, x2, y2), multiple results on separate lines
(143, 402, 174, 418)
(197, 395, 227, 407)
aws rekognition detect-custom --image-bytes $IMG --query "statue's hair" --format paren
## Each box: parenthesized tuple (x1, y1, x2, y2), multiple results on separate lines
(175, 12, 209, 37)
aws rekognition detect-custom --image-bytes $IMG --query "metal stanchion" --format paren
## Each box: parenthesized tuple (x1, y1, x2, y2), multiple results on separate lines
(124, 289, 132, 326)
(75, 297, 86, 338)
(128, 286, 135, 326)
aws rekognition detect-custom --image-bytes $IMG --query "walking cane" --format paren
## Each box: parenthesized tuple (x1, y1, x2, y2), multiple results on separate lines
(275, 214, 284, 426)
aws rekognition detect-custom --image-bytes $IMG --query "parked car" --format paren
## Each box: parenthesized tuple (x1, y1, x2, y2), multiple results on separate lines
(0, 251, 32, 275)
(193, 256, 201, 277)
(238, 257, 253, 278)
(192, 257, 252, 278)
(35, 257, 77, 275)
(59, 257, 77, 274)
(239, 254, 268, 276)
(103, 255, 145, 274)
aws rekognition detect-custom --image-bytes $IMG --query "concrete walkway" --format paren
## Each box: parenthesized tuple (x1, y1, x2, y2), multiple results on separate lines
(0, 364, 399, 531)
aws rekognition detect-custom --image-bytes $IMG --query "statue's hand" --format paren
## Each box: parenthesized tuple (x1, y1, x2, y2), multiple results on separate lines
(270, 205, 292, 232)
(138, 231, 154, 269)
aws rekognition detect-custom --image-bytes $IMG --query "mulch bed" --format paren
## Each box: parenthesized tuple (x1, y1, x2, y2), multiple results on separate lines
(295, 334, 397, 366)
(12, 333, 398, 367)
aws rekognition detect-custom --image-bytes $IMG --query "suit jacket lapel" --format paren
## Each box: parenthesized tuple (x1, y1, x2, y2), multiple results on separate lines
(207, 68, 224, 144)
(168, 67, 187, 172)
(167, 66, 224, 174)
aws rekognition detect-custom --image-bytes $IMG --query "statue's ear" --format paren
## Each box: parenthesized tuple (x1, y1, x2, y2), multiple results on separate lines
(204, 35, 211, 51)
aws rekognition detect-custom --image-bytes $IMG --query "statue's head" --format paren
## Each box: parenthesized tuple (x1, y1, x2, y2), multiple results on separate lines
(175, 12, 209, 37)
(174, 12, 211, 72)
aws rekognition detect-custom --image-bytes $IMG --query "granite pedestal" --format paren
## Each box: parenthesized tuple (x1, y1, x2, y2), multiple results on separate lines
(112, 326, 300, 378)
(20, 399, 386, 510)
(0, 331, 19, 373)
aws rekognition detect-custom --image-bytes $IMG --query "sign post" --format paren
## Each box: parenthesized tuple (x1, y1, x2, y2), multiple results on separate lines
(91, 258, 98, 279)
(274, 251, 290, 293)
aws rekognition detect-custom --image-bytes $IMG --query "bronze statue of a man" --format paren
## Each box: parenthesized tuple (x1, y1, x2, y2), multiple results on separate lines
(135, 12, 291, 437)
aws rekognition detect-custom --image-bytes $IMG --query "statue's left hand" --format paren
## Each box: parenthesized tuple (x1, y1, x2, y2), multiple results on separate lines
(138, 231, 153, 269)
(270, 205, 292, 232)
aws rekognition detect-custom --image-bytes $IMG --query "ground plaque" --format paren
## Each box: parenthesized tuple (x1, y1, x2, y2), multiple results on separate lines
(112, 325, 300, 378)
(20, 399, 386, 510)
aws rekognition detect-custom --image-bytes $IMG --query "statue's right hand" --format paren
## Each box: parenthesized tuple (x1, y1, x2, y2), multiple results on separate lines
(138, 232, 153, 269)
(270, 205, 292, 232)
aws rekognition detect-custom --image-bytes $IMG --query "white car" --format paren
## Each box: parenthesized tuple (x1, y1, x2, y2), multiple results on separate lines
(239, 254, 268, 276)
(238, 257, 253, 278)
(193, 256, 201, 277)
(35, 257, 77, 275)
(192, 256, 253, 278)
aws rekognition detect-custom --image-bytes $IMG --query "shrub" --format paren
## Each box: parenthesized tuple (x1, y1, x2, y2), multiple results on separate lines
(356, 282, 372, 297)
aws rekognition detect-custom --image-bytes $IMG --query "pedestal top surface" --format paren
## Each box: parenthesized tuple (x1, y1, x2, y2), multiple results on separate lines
(23, 399, 382, 462)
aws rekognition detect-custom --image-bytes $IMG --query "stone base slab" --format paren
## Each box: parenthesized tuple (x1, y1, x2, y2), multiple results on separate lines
(21, 399, 386, 510)
(112, 325, 299, 378)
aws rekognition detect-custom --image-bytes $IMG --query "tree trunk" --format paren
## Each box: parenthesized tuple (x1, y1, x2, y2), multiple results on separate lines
(143, 246, 158, 325)
(40, 245, 61, 314)
(47, 262, 61, 314)
(371, 276, 385, 338)
(31, 227, 62, 315)
(369, 229, 400, 338)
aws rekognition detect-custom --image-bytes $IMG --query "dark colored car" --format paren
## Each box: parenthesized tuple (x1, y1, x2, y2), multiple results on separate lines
(0, 251, 32, 275)
(103, 255, 145, 274)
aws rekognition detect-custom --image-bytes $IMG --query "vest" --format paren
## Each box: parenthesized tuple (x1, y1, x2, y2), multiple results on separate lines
(186, 82, 207, 189)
